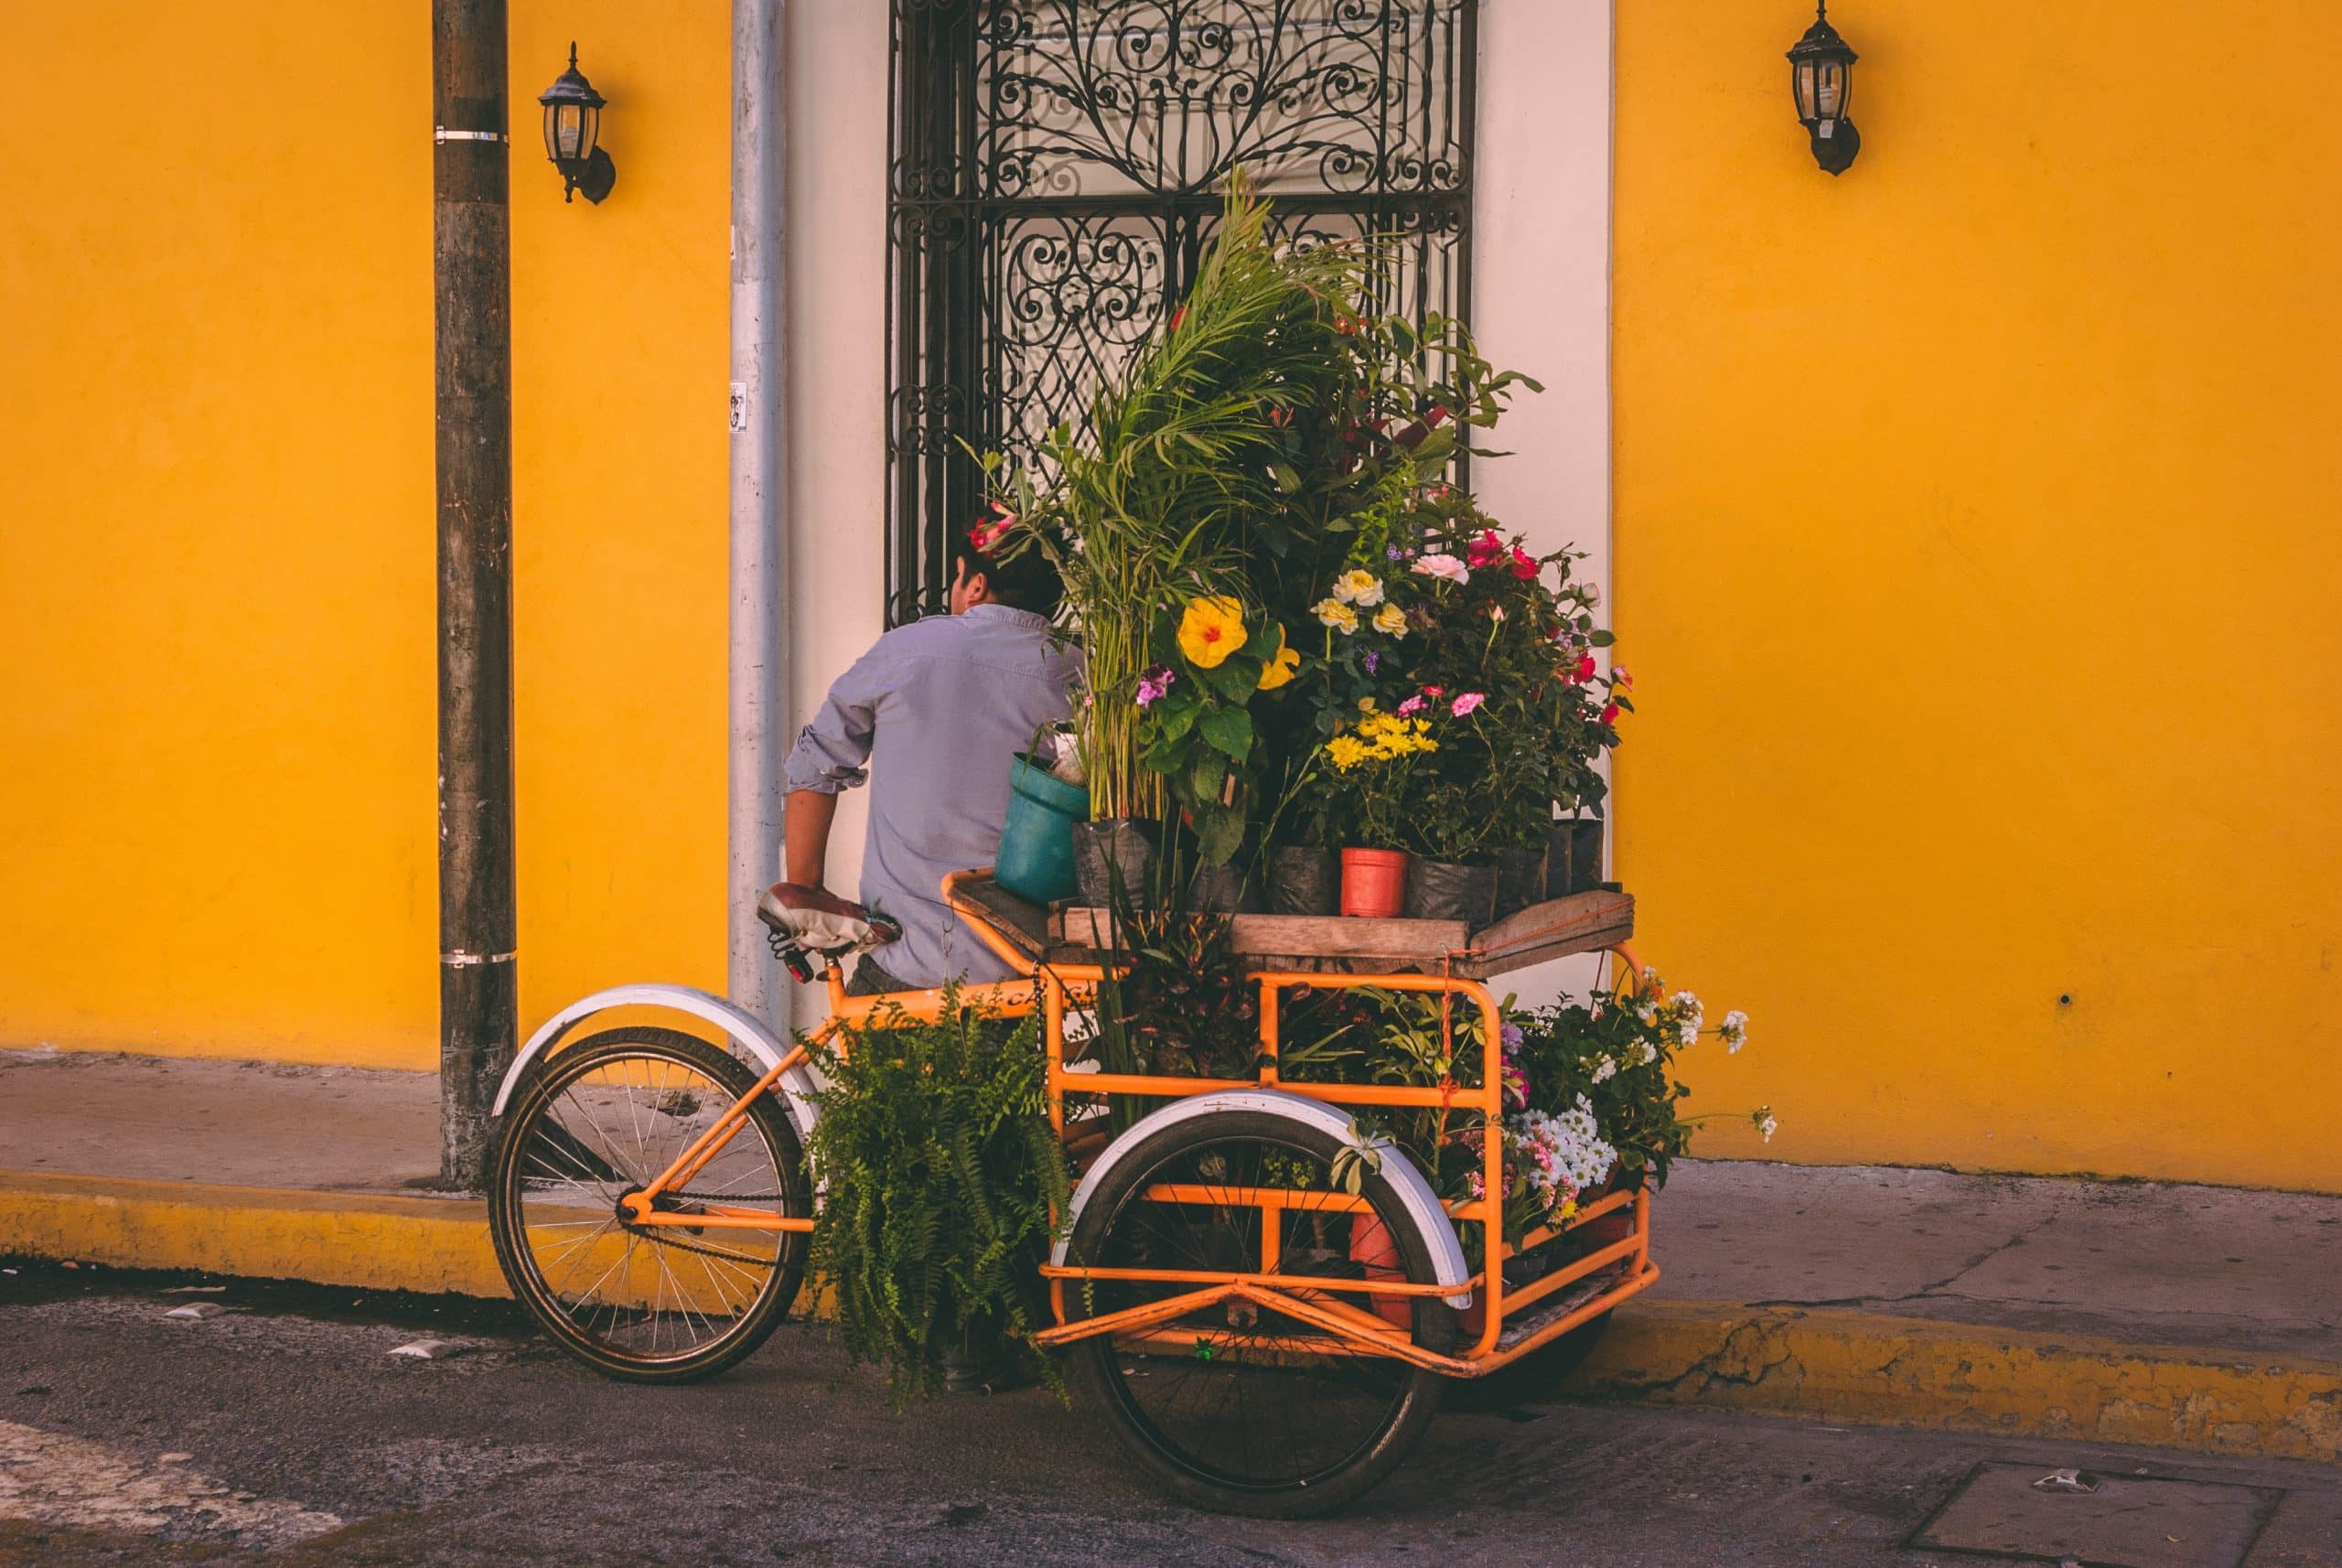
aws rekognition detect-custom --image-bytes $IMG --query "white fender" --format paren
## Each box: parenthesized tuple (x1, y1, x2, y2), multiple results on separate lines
(1050, 1089, 1474, 1307)
(490, 983, 819, 1144)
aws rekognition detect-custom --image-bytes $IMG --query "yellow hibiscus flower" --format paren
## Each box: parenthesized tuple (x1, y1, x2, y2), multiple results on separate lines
(1372, 602, 1408, 639)
(1176, 596, 1245, 669)
(1256, 627, 1300, 690)
(1313, 597, 1359, 634)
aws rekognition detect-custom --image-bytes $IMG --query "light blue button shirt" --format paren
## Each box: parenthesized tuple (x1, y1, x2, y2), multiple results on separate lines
(783, 604, 1077, 988)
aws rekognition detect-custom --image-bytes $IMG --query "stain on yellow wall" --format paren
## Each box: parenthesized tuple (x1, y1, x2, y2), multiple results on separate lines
(0, 3, 730, 1068)
(1614, 2, 2342, 1189)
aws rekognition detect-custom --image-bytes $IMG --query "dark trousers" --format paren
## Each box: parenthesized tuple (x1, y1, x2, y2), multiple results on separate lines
(844, 953, 915, 996)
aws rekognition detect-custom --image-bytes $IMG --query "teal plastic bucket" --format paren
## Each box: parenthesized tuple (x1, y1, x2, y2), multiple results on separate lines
(994, 752, 1090, 904)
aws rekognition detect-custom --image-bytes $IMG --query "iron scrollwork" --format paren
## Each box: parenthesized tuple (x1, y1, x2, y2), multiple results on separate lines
(887, 0, 1477, 624)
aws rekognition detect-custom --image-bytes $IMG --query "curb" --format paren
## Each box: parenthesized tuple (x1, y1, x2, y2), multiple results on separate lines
(7, 1169, 2337, 1464)
(1564, 1299, 2342, 1465)
(0, 1170, 504, 1299)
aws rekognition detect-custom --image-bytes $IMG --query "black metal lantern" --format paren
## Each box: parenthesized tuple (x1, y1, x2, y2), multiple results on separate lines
(1788, 4, 1860, 175)
(538, 43, 616, 204)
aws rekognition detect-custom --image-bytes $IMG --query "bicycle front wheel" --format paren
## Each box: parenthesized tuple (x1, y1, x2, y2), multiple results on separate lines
(488, 1027, 810, 1382)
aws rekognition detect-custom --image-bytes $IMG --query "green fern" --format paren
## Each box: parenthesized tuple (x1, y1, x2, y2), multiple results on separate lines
(804, 993, 1073, 1405)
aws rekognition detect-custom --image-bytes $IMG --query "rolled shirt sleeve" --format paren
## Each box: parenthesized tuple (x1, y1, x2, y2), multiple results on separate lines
(783, 645, 884, 795)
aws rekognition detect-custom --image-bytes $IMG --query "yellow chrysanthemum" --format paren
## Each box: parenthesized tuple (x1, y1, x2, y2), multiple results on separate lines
(1176, 596, 1245, 669)
(1326, 735, 1370, 770)
(1372, 602, 1408, 639)
(1256, 627, 1299, 691)
(1313, 598, 1359, 634)
(1332, 569, 1385, 607)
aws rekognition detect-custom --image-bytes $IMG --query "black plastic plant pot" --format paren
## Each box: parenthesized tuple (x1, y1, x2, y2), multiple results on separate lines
(1072, 818, 1157, 908)
(1188, 860, 1256, 913)
(1489, 843, 1548, 920)
(1545, 817, 1606, 899)
(1566, 818, 1606, 895)
(1403, 858, 1498, 924)
(1266, 845, 1339, 916)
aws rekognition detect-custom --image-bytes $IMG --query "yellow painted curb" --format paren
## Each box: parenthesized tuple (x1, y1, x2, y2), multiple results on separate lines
(1565, 1298, 2342, 1465)
(0, 1170, 507, 1298)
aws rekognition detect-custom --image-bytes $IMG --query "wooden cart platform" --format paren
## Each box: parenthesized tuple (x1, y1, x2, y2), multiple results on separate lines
(947, 873, 1632, 981)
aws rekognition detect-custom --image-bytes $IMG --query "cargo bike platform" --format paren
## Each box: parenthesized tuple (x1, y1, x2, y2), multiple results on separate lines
(483, 869, 1660, 1516)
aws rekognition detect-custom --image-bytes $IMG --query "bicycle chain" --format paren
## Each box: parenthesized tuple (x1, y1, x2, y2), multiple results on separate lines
(619, 1219, 789, 1271)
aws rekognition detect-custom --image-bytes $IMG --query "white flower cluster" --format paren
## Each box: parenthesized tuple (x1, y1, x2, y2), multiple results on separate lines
(1719, 1010, 1750, 1053)
(1508, 1094, 1617, 1215)
(1671, 990, 1704, 1047)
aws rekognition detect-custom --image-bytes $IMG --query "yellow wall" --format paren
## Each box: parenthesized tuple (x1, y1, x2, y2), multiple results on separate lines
(0, 3, 730, 1068)
(1614, 1, 2342, 1189)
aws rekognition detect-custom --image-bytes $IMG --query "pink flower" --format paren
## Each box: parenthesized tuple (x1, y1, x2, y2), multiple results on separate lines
(967, 507, 1016, 553)
(1509, 545, 1538, 581)
(1466, 530, 1505, 570)
(1394, 695, 1425, 716)
(1450, 692, 1485, 717)
(1411, 552, 1468, 584)
(1135, 665, 1176, 707)
(1570, 654, 1597, 683)
(1422, 685, 1445, 698)
(1601, 701, 1622, 725)
(1612, 666, 1634, 692)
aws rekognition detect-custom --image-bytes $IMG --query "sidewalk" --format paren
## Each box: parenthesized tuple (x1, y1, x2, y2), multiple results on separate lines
(5, 1047, 2339, 1460)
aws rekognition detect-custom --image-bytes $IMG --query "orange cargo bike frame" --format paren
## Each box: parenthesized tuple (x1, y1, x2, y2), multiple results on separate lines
(610, 869, 1661, 1383)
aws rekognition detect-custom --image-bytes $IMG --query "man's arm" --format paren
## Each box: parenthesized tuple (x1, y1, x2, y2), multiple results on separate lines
(779, 639, 887, 893)
(782, 789, 838, 889)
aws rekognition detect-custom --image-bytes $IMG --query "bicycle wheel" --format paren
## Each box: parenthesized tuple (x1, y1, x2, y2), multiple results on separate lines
(489, 1027, 809, 1382)
(1064, 1110, 1451, 1518)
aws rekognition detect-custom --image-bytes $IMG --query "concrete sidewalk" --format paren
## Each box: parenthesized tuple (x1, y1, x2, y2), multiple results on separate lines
(5, 1047, 2339, 1461)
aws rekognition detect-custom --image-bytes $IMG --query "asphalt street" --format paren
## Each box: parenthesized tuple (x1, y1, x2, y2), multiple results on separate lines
(2, 1262, 2336, 1568)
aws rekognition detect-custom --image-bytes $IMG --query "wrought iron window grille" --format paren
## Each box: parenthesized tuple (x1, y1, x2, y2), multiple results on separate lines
(886, 0, 1477, 625)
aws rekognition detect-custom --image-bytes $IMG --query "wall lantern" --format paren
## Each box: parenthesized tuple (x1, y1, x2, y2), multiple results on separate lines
(538, 43, 616, 204)
(1788, 3, 1860, 175)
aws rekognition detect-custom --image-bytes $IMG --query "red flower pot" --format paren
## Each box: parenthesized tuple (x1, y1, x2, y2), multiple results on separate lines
(1348, 1216, 1414, 1329)
(1339, 848, 1409, 918)
(1577, 1178, 1638, 1250)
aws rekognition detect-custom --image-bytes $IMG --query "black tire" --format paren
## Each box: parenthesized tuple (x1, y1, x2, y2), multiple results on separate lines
(489, 1027, 809, 1383)
(1064, 1110, 1450, 1518)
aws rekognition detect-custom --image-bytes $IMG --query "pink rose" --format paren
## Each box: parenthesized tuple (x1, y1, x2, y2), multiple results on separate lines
(1450, 692, 1485, 717)
(1411, 552, 1468, 584)
(1394, 695, 1425, 716)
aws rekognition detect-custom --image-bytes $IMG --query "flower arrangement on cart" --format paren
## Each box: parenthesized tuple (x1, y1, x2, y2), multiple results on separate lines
(481, 177, 1772, 1520)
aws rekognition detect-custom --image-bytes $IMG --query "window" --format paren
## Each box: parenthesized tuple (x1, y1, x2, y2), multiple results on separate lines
(886, 0, 1478, 623)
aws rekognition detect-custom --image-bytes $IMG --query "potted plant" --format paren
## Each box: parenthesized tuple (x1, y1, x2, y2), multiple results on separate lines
(805, 994, 1073, 1402)
(1319, 710, 1438, 918)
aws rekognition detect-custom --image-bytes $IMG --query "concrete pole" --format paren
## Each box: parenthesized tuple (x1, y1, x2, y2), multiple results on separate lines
(432, 0, 519, 1189)
(728, 0, 790, 1029)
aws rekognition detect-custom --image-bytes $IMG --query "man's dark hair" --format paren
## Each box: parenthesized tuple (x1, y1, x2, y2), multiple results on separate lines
(959, 542, 1064, 618)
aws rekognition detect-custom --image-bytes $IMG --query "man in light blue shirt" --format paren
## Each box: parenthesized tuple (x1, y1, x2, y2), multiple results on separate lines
(779, 532, 1075, 993)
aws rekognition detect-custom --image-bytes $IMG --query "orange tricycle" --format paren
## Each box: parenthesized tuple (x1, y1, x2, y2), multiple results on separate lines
(485, 871, 1660, 1517)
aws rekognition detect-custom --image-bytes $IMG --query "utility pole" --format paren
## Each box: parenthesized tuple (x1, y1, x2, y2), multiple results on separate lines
(433, 0, 518, 1189)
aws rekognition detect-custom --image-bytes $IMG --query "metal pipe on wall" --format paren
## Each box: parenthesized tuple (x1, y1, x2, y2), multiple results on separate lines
(728, 0, 789, 1029)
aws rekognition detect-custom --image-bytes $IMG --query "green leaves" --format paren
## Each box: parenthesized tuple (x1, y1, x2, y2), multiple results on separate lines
(1198, 705, 1253, 760)
(805, 998, 1072, 1407)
